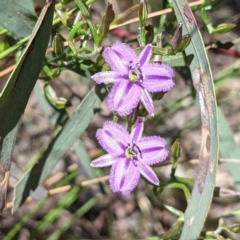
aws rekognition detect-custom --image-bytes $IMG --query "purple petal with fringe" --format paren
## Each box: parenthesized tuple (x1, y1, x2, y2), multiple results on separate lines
(92, 41, 175, 116)
(91, 118, 169, 195)
(107, 80, 141, 116)
(91, 154, 114, 167)
(130, 118, 144, 142)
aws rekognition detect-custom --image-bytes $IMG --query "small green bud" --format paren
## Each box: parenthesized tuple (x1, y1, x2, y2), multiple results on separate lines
(43, 65, 60, 79)
(138, 0, 148, 26)
(212, 23, 236, 34)
(127, 105, 139, 128)
(152, 92, 165, 101)
(52, 34, 64, 57)
(61, 0, 69, 5)
(174, 34, 191, 54)
(162, 217, 184, 239)
(43, 65, 53, 79)
(51, 68, 60, 78)
(55, 8, 73, 28)
(55, 97, 72, 109)
(170, 23, 191, 54)
(170, 140, 181, 176)
(171, 139, 182, 159)
(0, 38, 9, 53)
(170, 23, 183, 52)
(98, 3, 115, 43)
(44, 81, 72, 110)
(145, 23, 154, 44)
(230, 223, 240, 233)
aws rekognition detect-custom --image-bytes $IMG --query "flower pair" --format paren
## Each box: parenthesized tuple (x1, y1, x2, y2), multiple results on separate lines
(90, 42, 174, 195)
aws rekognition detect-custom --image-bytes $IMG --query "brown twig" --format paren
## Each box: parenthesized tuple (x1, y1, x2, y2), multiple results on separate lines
(6, 175, 109, 209)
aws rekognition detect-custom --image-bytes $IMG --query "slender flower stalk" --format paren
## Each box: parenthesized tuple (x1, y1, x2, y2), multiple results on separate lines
(92, 41, 175, 116)
(91, 118, 169, 195)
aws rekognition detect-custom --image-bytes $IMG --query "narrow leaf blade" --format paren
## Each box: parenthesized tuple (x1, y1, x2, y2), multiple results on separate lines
(0, 0, 55, 211)
(172, 1, 219, 239)
(0, 0, 37, 38)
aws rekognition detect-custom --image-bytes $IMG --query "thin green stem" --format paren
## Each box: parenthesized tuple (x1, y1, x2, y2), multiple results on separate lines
(68, 21, 86, 54)
(162, 201, 183, 217)
(74, 0, 99, 46)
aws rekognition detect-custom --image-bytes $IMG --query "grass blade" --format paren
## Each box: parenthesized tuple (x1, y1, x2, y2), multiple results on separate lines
(0, 0, 55, 211)
(0, 0, 37, 38)
(172, 1, 219, 238)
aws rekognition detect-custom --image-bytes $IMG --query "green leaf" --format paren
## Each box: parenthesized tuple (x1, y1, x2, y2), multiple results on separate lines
(0, 0, 37, 38)
(172, 1, 219, 239)
(0, 0, 55, 211)
(74, 140, 95, 179)
(34, 81, 95, 179)
(13, 88, 105, 212)
(218, 108, 240, 191)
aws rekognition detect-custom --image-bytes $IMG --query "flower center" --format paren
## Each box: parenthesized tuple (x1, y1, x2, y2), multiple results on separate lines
(128, 62, 142, 83)
(125, 142, 142, 160)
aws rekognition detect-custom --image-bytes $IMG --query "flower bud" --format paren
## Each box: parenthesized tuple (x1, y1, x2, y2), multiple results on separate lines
(55, 8, 73, 28)
(98, 3, 115, 43)
(127, 105, 139, 128)
(170, 23, 191, 54)
(61, 0, 69, 5)
(138, 0, 148, 26)
(152, 92, 165, 101)
(55, 97, 72, 109)
(0, 38, 9, 53)
(51, 68, 60, 78)
(212, 23, 236, 34)
(43, 65, 60, 79)
(175, 34, 191, 53)
(145, 23, 154, 44)
(230, 223, 240, 233)
(171, 140, 182, 177)
(171, 139, 182, 160)
(162, 217, 184, 239)
(171, 23, 183, 52)
(44, 82, 72, 109)
(52, 34, 64, 57)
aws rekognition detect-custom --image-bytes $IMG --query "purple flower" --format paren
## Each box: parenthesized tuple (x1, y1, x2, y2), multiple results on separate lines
(92, 41, 175, 116)
(91, 118, 169, 195)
